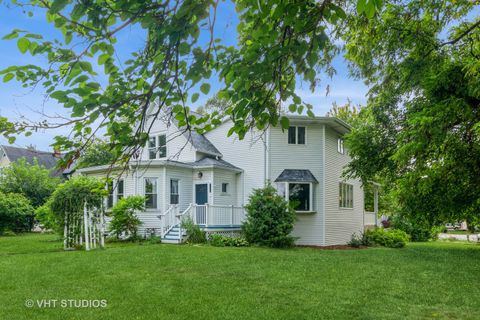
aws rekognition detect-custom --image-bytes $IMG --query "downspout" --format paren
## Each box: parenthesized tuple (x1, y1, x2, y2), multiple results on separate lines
(322, 124, 326, 246)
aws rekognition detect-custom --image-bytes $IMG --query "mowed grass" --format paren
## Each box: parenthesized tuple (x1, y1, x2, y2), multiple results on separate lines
(1, 234, 479, 320)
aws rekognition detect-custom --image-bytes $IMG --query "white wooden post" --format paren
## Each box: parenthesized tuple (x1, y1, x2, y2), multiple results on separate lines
(63, 215, 68, 250)
(205, 203, 209, 227)
(230, 205, 234, 227)
(84, 201, 90, 251)
(100, 208, 105, 248)
(374, 186, 379, 227)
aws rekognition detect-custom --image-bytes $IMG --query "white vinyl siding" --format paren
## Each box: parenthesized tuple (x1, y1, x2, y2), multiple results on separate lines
(141, 115, 196, 162)
(205, 121, 265, 205)
(213, 169, 238, 206)
(269, 123, 324, 246)
(324, 127, 364, 246)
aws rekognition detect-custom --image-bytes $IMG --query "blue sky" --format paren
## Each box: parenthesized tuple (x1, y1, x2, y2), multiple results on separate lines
(0, 2, 369, 151)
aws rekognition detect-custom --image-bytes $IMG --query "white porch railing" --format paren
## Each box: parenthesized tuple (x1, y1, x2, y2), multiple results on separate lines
(157, 205, 179, 237)
(364, 211, 377, 226)
(180, 204, 246, 227)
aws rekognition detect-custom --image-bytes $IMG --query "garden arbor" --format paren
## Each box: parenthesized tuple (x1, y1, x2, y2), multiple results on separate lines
(43, 176, 108, 251)
(63, 201, 106, 251)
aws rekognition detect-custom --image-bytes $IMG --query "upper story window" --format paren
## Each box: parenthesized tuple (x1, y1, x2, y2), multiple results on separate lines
(288, 126, 306, 145)
(144, 178, 158, 209)
(170, 179, 179, 204)
(339, 182, 353, 209)
(337, 138, 344, 154)
(148, 134, 167, 159)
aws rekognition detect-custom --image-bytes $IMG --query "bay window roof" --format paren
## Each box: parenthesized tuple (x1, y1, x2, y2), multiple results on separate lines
(274, 169, 318, 183)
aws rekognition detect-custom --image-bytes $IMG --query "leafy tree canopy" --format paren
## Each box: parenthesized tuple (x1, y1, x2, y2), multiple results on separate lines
(0, 158, 61, 207)
(0, 0, 382, 167)
(76, 138, 116, 169)
(343, 0, 480, 225)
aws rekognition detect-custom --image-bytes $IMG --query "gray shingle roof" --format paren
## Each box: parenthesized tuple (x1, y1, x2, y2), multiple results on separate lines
(274, 169, 318, 183)
(188, 157, 241, 171)
(1, 145, 60, 169)
(184, 131, 222, 157)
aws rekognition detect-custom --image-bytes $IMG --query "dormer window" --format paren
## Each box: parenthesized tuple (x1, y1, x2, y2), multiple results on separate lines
(288, 126, 306, 145)
(148, 134, 167, 159)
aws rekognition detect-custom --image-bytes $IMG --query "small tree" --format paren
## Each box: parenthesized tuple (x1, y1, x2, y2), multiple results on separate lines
(109, 196, 144, 240)
(0, 192, 35, 234)
(242, 184, 297, 248)
(76, 139, 117, 169)
(0, 158, 61, 208)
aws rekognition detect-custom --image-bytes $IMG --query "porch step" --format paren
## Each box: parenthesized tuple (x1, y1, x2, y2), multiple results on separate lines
(161, 226, 186, 244)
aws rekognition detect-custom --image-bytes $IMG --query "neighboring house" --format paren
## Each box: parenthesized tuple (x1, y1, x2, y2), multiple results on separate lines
(0, 145, 64, 177)
(77, 113, 375, 245)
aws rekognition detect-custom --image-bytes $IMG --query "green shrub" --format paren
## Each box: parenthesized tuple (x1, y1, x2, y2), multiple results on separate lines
(181, 217, 206, 244)
(209, 234, 249, 247)
(0, 158, 60, 208)
(366, 228, 410, 248)
(391, 214, 441, 242)
(0, 192, 35, 234)
(242, 184, 297, 248)
(109, 196, 144, 240)
(348, 233, 363, 248)
(38, 176, 107, 235)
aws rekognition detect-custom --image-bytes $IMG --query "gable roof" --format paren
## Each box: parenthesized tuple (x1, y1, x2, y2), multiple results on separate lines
(183, 131, 222, 157)
(274, 169, 319, 183)
(1, 145, 60, 169)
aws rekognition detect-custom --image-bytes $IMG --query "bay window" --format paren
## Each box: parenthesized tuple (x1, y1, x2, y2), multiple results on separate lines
(277, 182, 313, 212)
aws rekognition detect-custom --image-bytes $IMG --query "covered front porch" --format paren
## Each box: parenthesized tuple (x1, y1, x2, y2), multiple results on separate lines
(141, 203, 247, 243)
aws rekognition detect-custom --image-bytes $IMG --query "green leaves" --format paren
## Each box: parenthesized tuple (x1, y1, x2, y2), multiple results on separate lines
(49, 0, 69, 14)
(191, 93, 199, 103)
(3, 74, 14, 83)
(356, 0, 383, 18)
(279, 116, 289, 129)
(2, 30, 19, 40)
(200, 83, 210, 95)
(17, 38, 30, 54)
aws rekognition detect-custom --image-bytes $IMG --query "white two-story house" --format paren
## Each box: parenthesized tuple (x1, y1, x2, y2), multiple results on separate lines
(77, 113, 372, 246)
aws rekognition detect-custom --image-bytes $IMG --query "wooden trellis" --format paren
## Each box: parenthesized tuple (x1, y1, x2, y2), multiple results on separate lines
(63, 201, 105, 251)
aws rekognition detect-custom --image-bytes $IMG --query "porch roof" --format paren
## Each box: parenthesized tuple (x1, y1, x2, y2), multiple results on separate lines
(274, 169, 318, 183)
(188, 157, 242, 172)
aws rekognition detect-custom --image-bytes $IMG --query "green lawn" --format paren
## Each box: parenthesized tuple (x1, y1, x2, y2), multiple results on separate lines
(1, 234, 479, 320)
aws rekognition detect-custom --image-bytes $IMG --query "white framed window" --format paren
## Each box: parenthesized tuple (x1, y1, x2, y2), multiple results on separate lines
(106, 179, 124, 209)
(144, 178, 158, 209)
(106, 180, 114, 209)
(288, 126, 306, 145)
(117, 179, 124, 201)
(339, 182, 353, 209)
(337, 138, 344, 154)
(148, 134, 167, 159)
(170, 179, 179, 204)
(221, 183, 229, 194)
(277, 182, 313, 212)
